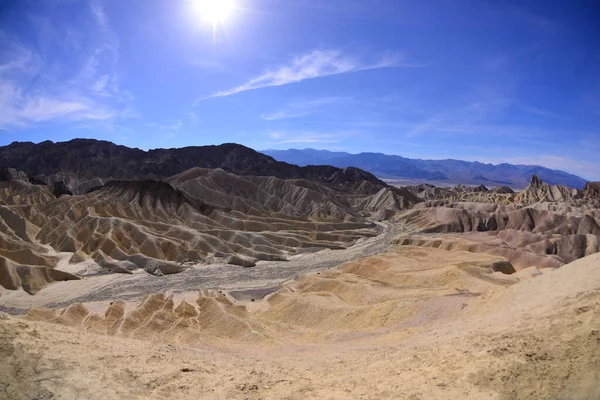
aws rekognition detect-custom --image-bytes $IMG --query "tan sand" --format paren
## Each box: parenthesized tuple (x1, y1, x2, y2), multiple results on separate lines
(1, 249, 599, 399)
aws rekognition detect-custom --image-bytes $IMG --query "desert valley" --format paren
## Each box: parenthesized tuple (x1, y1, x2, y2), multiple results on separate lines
(0, 139, 599, 399)
(2, 0, 600, 398)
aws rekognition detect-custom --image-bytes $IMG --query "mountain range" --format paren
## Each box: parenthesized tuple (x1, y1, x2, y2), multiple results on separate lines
(0, 140, 386, 195)
(262, 149, 588, 189)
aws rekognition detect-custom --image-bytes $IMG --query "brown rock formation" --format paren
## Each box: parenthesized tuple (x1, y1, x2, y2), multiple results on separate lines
(584, 182, 600, 198)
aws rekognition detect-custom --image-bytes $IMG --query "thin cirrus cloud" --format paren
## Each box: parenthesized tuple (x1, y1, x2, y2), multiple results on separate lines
(0, 0, 131, 130)
(267, 130, 352, 145)
(261, 96, 348, 121)
(404, 99, 558, 138)
(83, 0, 123, 99)
(261, 110, 312, 121)
(404, 86, 519, 138)
(0, 81, 116, 128)
(147, 120, 184, 131)
(273, 136, 339, 144)
(196, 49, 419, 103)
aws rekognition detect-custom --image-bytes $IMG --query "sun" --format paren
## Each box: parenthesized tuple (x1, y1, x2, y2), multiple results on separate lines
(191, 0, 235, 25)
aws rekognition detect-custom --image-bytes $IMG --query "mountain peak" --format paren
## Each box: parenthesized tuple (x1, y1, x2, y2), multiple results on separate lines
(530, 174, 544, 188)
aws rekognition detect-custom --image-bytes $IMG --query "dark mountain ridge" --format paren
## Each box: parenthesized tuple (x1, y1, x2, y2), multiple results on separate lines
(0, 139, 387, 195)
(263, 148, 588, 189)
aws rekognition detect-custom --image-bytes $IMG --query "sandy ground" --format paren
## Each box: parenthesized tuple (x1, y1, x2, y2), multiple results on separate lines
(0, 222, 398, 313)
(1, 249, 599, 399)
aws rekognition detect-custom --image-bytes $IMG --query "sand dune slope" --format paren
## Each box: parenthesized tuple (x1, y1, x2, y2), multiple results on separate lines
(1, 250, 599, 399)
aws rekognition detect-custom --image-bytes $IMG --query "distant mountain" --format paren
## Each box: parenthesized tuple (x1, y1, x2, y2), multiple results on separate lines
(262, 149, 588, 189)
(0, 140, 388, 194)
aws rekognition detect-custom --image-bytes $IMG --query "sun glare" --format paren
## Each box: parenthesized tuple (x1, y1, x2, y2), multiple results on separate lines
(192, 0, 235, 25)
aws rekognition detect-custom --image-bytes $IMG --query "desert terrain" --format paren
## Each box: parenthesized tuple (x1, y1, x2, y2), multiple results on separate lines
(1, 140, 599, 399)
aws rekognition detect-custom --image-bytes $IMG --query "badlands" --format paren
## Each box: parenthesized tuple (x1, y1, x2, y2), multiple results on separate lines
(0, 140, 599, 399)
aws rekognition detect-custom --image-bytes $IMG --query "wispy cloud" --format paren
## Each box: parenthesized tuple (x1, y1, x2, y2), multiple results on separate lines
(197, 49, 419, 102)
(404, 82, 558, 138)
(80, 0, 128, 100)
(261, 96, 348, 121)
(147, 120, 184, 131)
(262, 110, 311, 121)
(145, 111, 201, 137)
(185, 111, 200, 126)
(0, 0, 133, 130)
(0, 41, 39, 75)
(90, 0, 109, 31)
(266, 130, 356, 145)
(0, 81, 117, 127)
(405, 102, 559, 138)
(515, 102, 558, 118)
(405, 96, 509, 138)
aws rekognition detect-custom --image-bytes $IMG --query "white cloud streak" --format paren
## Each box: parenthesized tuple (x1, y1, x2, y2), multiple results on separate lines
(403, 86, 555, 138)
(0, 81, 116, 127)
(147, 120, 184, 131)
(197, 49, 417, 102)
(262, 110, 311, 121)
(81, 0, 125, 99)
(272, 137, 339, 144)
(0, 0, 133, 130)
(266, 130, 358, 145)
(261, 96, 347, 121)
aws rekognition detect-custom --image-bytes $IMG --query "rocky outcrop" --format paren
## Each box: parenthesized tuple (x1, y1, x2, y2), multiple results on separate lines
(404, 184, 435, 196)
(514, 175, 581, 204)
(404, 184, 514, 204)
(452, 184, 489, 193)
(403, 176, 586, 205)
(0, 168, 29, 183)
(395, 198, 600, 268)
(0, 256, 80, 295)
(491, 186, 515, 194)
(584, 182, 600, 198)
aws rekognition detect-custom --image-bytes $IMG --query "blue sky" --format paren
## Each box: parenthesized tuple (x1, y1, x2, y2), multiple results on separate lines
(1, 0, 599, 179)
